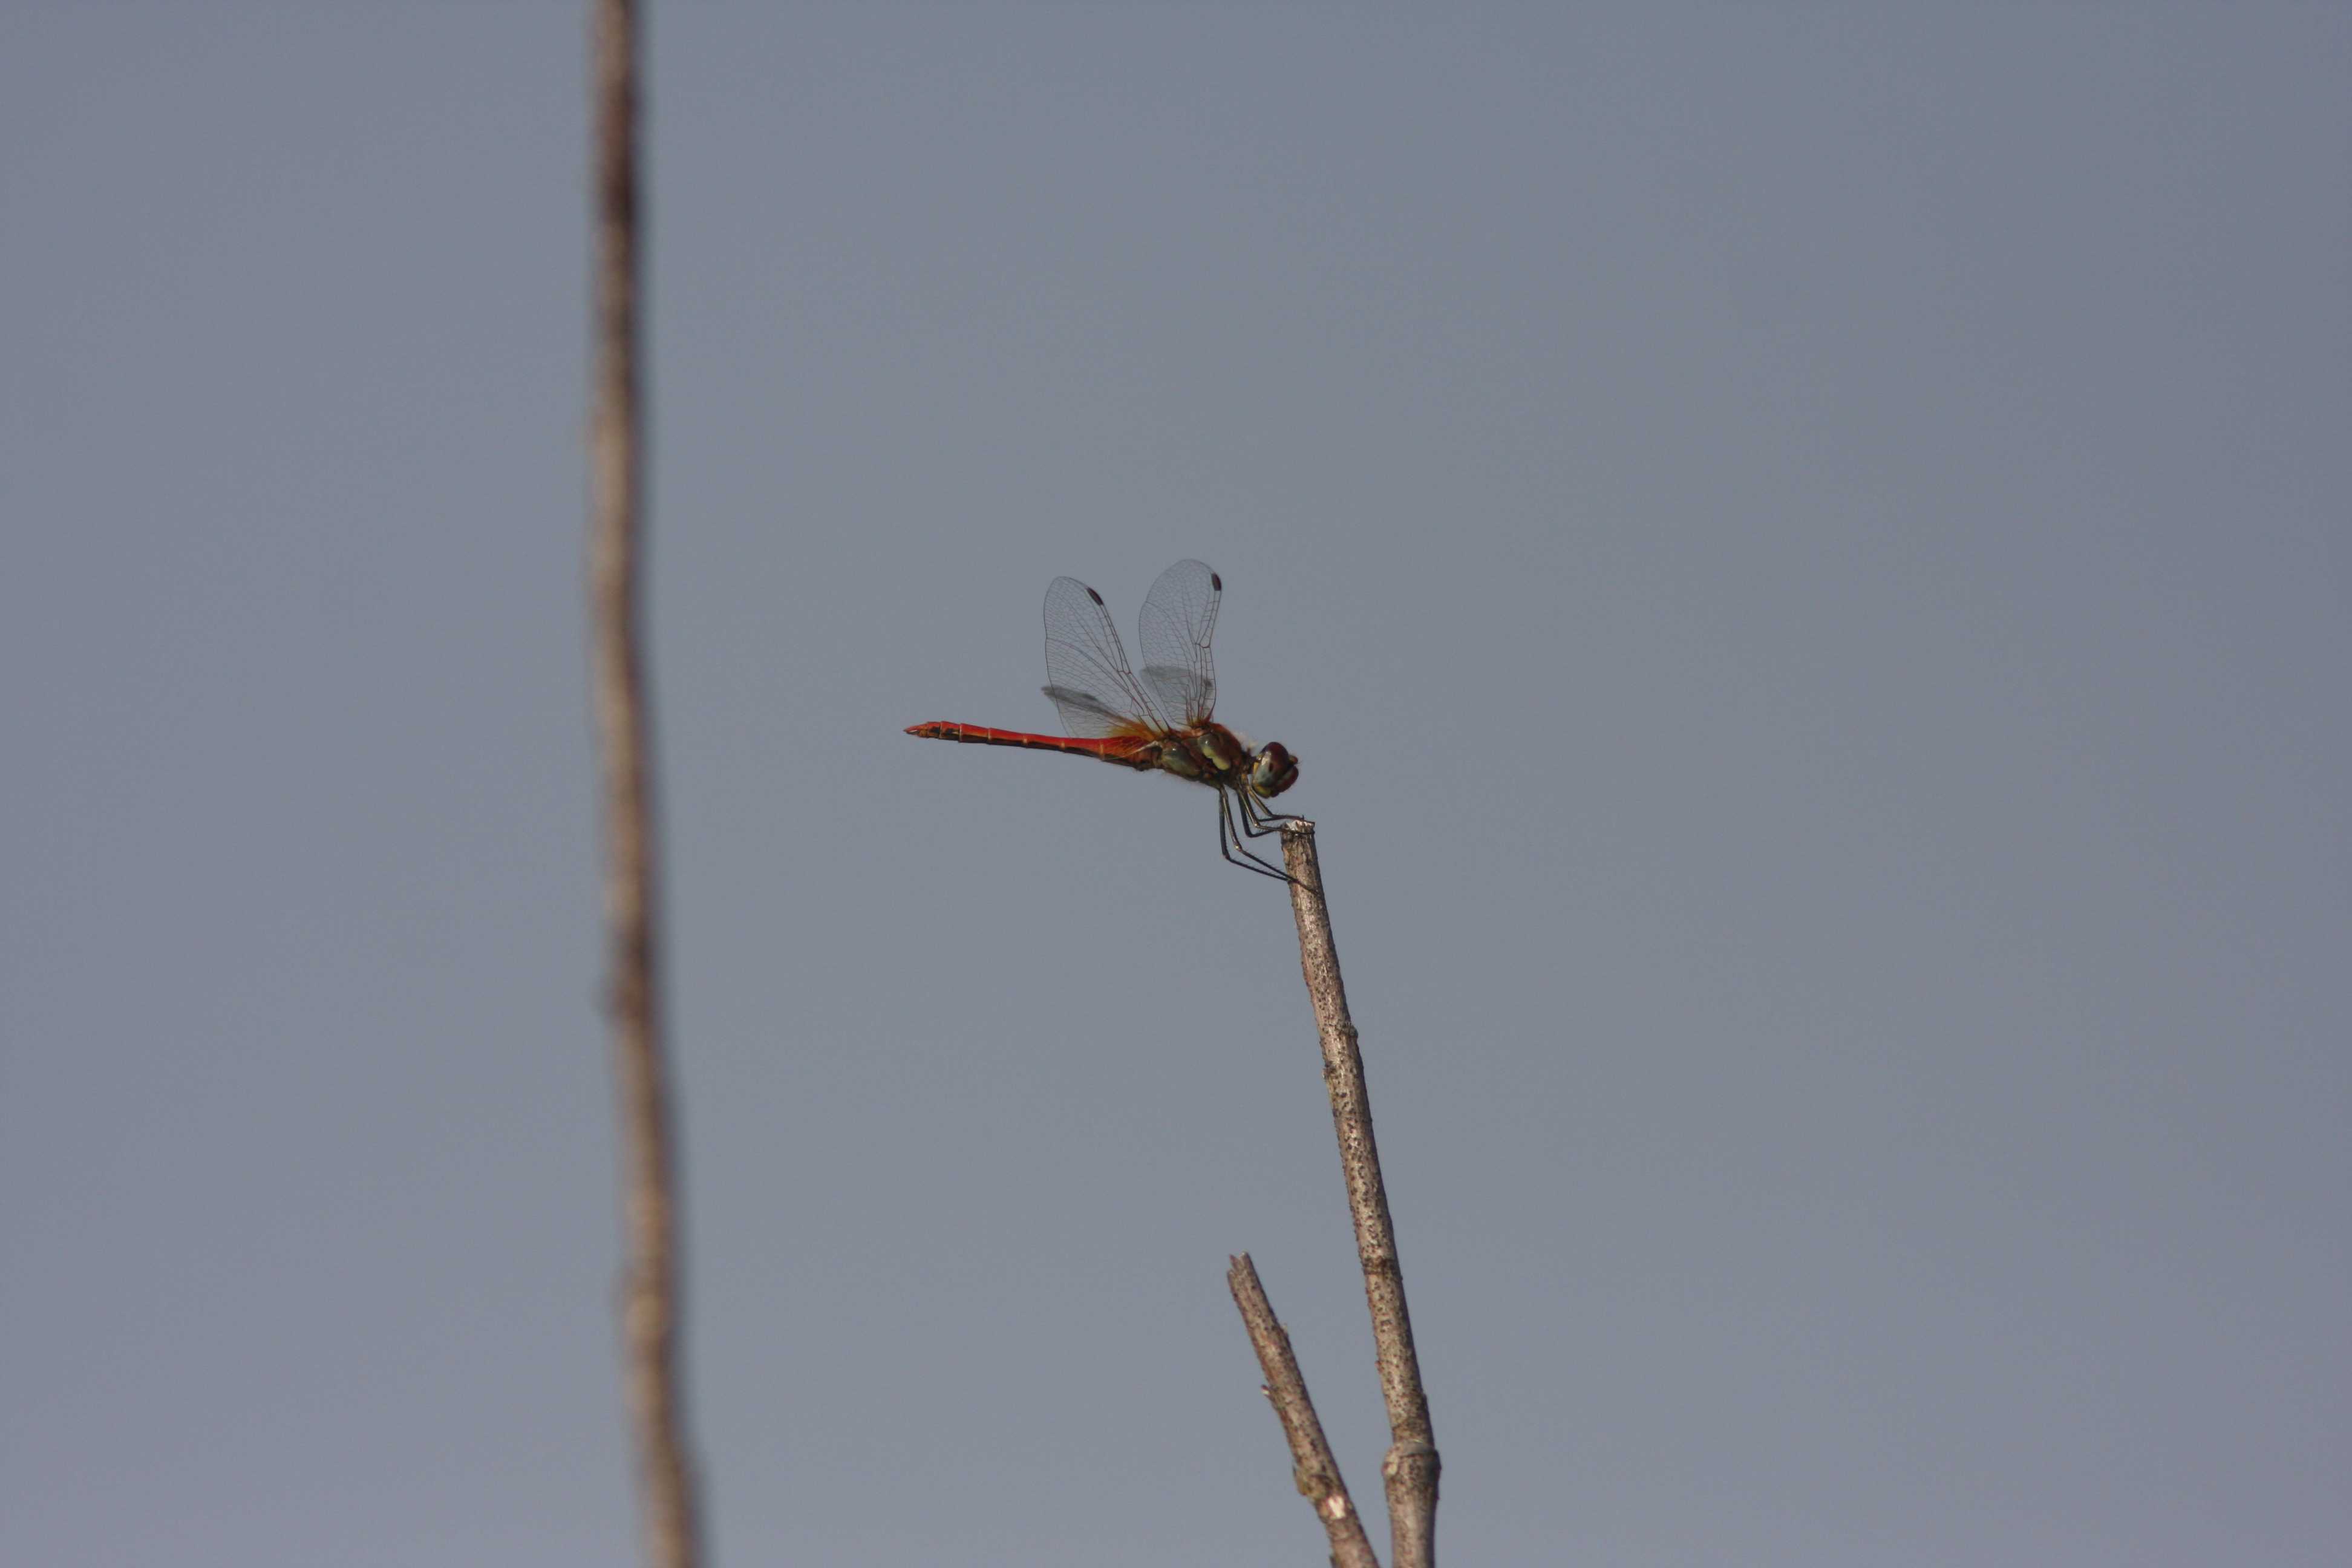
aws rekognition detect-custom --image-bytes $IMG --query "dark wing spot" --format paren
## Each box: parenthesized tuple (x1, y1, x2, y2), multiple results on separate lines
(1086, 586, 1104, 605)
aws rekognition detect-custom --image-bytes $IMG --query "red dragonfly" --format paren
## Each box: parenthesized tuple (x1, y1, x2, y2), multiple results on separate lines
(906, 560, 1302, 880)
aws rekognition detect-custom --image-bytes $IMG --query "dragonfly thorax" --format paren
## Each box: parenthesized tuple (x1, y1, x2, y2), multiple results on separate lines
(1151, 723, 1298, 800)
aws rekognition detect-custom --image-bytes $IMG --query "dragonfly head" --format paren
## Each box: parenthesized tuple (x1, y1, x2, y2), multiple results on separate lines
(1249, 740, 1299, 799)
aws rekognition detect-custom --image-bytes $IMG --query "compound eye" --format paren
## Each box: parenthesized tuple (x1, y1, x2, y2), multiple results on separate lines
(1252, 742, 1299, 797)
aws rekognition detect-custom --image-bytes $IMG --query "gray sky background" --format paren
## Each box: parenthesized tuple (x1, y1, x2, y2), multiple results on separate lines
(4, 7, 2347, 1565)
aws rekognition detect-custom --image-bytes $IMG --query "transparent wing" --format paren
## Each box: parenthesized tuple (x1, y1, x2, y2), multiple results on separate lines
(1042, 575, 1169, 737)
(1136, 559, 1220, 727)
(1039, 683, 1143, 736)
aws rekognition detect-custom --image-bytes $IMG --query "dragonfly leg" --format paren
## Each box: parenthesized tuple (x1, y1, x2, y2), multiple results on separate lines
(1217, 787, 1296, 883)
(1235, 789, 1304, 838)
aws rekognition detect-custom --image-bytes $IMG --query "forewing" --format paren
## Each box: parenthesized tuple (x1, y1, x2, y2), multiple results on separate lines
(1137, 559, 1220, 725)
(1043, 575, 1166, 736)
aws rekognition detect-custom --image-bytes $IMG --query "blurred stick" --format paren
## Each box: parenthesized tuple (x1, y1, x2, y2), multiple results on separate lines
(590, 4, 704, 1567)
(1280, 821, 1440, 1568)
(1227, 1254, 1381, 1568)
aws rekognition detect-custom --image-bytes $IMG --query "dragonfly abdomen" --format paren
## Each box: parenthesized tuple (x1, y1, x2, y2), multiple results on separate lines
(904, 722, 1158, 771)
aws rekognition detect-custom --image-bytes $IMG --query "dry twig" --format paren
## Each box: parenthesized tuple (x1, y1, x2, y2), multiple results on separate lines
(1263, 820, 1441, 1568)
(590, 2, 704, 1565)
(1227, 1254, 1382, 1568)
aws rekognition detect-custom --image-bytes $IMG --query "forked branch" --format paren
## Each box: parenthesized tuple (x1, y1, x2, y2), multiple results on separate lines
(1229, 821, 1440, 1567)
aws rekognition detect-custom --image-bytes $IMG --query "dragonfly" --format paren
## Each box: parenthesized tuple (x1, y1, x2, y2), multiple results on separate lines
(906, 560, 1303, 881)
